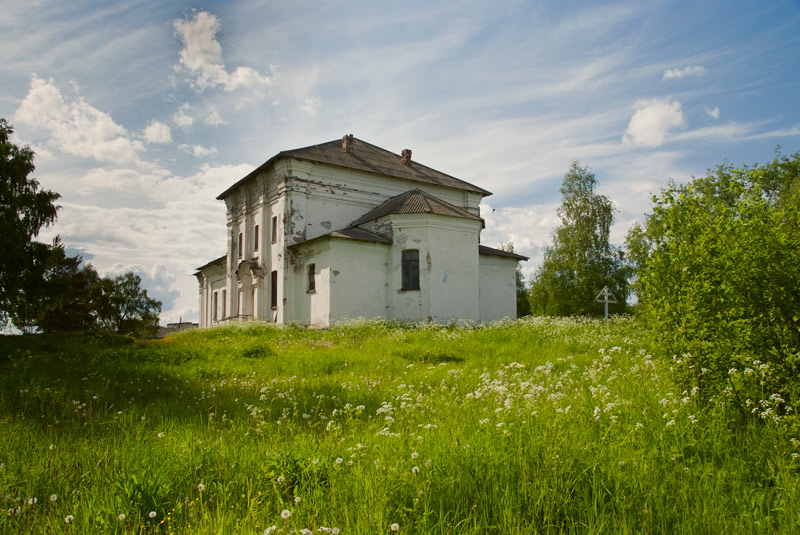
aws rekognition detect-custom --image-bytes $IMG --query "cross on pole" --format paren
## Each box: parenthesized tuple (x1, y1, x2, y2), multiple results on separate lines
(594, 286, 618, 319)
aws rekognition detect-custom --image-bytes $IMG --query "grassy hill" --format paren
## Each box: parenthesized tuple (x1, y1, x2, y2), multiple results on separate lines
(1, 318, 798, 534)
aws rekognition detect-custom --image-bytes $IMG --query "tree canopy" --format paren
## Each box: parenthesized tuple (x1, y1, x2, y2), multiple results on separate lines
(529, 162, 629, 316)
(0, 118, 61, 326)
(627, 151, 800, 411)
(1, 118, 161, 337)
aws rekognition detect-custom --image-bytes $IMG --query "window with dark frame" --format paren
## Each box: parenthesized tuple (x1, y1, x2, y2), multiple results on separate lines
(270, 270, 278, 309)
(271, 216, 278, 243)
(307, 263, 316, 292)
(401, 249, 420, 290)
(238, 232, 243, 258)
(254, 225, 259, 251)
(222, 289, 227, 319)
(213, 292, 218, 321)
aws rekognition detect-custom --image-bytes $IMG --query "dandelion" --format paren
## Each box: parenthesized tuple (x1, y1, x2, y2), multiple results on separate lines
(280, 509, 291, 519)
(277, 476, 285, 484)
(390, 523, 400, 531)
(412, 466, 419, 474)
(118, 513, 126, 521)
(294, 496, 301, 503)
(333, 529, 340, 534)
(149, 511, 157, 518)
(335, 457, 343, 464)
(64, 515, 74, 524)
(425, 459, 432, 467)
(197, 483, 205, 492)
(157, 432, 164, 439)
(50, 494, 58, 502)
(264, 526, 277, 535)
(411, 452, 418, 459)
(26, 497, 37, 505)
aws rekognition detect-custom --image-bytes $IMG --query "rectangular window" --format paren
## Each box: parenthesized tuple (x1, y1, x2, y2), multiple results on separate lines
(271, 216, 278, 243)
(222, 289, 227, 319)
(401, 249, 420, 290)
(254, 225, 259, 251)
(307, 263, 316, 292)
(270, 270, 278, 309)
(238, 232, 243, 258)
(213, 292, 218, 321)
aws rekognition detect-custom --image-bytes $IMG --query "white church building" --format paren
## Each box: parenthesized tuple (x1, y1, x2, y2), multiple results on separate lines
(194, 135, 527, 328)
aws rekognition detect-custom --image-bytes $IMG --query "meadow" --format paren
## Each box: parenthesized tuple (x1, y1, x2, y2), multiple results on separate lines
(1, 317, 798, 534)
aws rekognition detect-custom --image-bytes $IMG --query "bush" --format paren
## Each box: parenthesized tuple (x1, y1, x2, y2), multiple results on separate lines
(627, 151, 800, 416)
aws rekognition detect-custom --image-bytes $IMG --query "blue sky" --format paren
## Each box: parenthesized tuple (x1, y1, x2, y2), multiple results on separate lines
(2, 0, 798, 323)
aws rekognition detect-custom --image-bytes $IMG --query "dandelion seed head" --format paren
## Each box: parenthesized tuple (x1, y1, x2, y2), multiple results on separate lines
(280, 509, 291, 519)
(64, 515, 74, 524)
(149, 511, 157, 518)
(390, 523, 400, 531)
(118, 513, 126, 521)
(50, 494, 57, 502)
(197, 483, 204, 491)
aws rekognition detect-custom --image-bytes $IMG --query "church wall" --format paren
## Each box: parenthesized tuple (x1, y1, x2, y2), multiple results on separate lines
(327, 241, 390, 324)
(478, 254, 519, 321)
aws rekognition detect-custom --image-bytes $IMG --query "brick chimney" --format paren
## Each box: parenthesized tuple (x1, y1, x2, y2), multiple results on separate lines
(401, 149, 412, 166)
(342, 134, 354, 153)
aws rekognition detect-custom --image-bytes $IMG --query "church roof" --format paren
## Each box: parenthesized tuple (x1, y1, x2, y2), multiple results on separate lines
(217, 136, 491, 200)
(350, 188, 482, 227)
(289, 226, 392, 248)
(478, 244, 529, 261)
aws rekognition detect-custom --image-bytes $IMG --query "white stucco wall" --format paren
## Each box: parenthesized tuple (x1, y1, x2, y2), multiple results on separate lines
(479, 254, 519, 321)
(328, 240, 390, 323)
(385, 213, 482, 323)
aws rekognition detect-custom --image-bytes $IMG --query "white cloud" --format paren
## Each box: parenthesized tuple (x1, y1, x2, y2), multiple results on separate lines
(101, 263, 181, 312)
(662, 65, 706, 80)
(705, 106, 720, 120)
(179, 144, 217, 157)
(172, 103, 194, 128)
(173, 11, 274, 92)
(622, 98, 686, 147)
(204, 105, 224, 126)
(14, 75, 146, 166)
(142, 120, 172, 144)
(300, 96, 321, 116)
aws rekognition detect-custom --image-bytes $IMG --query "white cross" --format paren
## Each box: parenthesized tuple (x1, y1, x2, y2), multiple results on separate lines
(594, 286, 618, 319)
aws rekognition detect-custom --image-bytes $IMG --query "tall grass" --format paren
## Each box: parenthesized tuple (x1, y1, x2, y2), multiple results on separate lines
(1, 317, 798, 534)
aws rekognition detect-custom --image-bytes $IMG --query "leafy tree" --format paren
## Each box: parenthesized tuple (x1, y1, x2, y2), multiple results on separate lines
(627, 151, 800, 412)
(36, 246, 102, 333)
(96, 272, 161, 338)
(0, 119, 60, 326)
(529, 162, 629, 316)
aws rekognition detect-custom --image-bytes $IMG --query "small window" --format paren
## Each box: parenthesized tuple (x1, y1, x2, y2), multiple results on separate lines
(212, 292, 218, 321)
(254, 225, 259, 252)
(270, 270, 278, 309)
(271, 216, 278, 243)
(238, 232, 243, 258)
(222, 289, 227, 319)
(307, 263, 316, 292)
(401, 249, 420, 290)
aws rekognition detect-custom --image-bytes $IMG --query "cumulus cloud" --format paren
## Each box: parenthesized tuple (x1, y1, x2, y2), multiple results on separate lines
(622, 98, 686, 147)
(204, 106, 225, 126)
(173, 11, 274, 92)
(172, 103, 194, 128)
(142, 120, 172, 144)
(101, 263, 181, 312)
(14, 75, 145, 166)
(662, 65, 706, 80)
(705, 106, 720, 120)
(179, 144, 217, 157)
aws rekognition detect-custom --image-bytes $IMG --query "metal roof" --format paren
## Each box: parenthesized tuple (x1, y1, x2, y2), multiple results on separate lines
(478, 245, 529, 261)
(350, 189, 482, 227)
(217, 136, 491, 200)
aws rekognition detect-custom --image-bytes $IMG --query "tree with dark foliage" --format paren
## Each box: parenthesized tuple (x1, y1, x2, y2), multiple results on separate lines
(0, 119, 61, 329)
